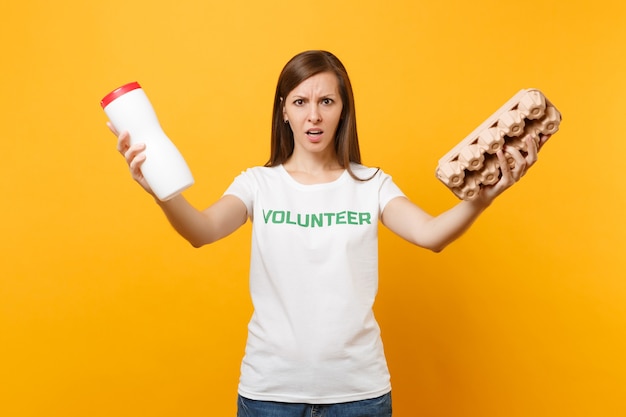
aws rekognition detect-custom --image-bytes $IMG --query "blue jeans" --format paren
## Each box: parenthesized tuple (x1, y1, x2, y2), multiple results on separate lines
(237, 392, 392, 417)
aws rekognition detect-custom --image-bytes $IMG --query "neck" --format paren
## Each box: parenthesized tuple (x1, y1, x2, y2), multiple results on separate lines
(284, 149, 342, 175)
(282, 150, 344, 184)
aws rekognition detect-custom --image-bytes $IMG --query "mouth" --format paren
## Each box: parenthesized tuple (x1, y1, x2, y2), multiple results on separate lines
(306, 129, 324, 137)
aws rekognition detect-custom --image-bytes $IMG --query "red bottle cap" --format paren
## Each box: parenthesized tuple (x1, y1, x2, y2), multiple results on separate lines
(100, 82, 142, 108)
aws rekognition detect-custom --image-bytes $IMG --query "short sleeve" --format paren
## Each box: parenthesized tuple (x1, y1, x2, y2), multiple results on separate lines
(223, 170, 255, 219)
(378, 170, 406, 214)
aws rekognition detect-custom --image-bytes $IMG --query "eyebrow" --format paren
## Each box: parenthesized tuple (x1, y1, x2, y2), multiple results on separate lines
(290, 92, 338, 99)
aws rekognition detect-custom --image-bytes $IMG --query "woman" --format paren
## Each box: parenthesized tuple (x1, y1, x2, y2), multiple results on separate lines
(110, 50, 545, 416)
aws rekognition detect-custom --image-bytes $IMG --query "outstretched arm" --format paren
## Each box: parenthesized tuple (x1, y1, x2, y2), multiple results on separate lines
(155, 194, 247, 248)
(112, 124, 247, 247)
(381, 136, 546, 252)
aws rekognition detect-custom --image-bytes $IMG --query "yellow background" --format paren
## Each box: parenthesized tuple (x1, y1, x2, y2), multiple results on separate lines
(1, 0, 625, 415)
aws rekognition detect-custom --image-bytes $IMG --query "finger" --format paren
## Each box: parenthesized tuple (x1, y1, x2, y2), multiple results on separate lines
(124, 142, 146, 164)
(128, 151, 146, 174)
(480, 150, 514, 199)
(116, 131, 131, 154)
(503, 146, 528, 180)
(525, 136, 539, 162)
(537, 133, 551, 150)
(106, 121, 119, 136)
(496, 150, 514, 182)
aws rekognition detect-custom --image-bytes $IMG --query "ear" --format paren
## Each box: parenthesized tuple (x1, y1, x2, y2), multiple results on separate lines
(281, 97, 287, 123)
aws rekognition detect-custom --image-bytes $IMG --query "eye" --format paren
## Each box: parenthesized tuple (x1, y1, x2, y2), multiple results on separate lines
(322, 98, 333, 105)
(293, 99, 304, 106)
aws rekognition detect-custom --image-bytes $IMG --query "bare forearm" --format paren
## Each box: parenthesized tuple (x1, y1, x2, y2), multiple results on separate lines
(154, 193, 247, 247)
(419, 198, 490, 252)
(154, 195, 214, 247)
(382, 196, 491, 252)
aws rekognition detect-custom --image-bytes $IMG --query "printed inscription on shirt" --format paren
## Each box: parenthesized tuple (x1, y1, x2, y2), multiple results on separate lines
(262, 209, 372, 228)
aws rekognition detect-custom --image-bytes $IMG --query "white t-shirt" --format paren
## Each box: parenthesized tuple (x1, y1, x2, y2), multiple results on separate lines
(224, 163, 405, 404)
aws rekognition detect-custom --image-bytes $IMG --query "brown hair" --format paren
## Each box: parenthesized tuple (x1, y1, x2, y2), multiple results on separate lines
(266, 50, 373, 180)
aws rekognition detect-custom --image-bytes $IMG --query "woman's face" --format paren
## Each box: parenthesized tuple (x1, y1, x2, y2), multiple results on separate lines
(282, 71, 343, 158)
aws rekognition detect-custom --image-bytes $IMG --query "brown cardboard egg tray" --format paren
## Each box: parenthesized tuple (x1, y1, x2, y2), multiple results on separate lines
(435, 89, 562, 200)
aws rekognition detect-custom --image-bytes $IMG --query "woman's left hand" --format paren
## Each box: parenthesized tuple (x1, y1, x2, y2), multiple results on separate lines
(476, 134, 551, 205)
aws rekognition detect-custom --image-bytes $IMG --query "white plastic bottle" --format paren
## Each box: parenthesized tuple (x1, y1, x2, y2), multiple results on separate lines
(101, 82, 194, 201)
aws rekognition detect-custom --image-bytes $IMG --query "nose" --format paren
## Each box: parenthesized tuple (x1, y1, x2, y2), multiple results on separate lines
(308, 104, 322, 123)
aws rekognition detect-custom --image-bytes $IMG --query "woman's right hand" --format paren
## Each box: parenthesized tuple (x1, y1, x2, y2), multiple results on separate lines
(107, 122, 155, 197)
